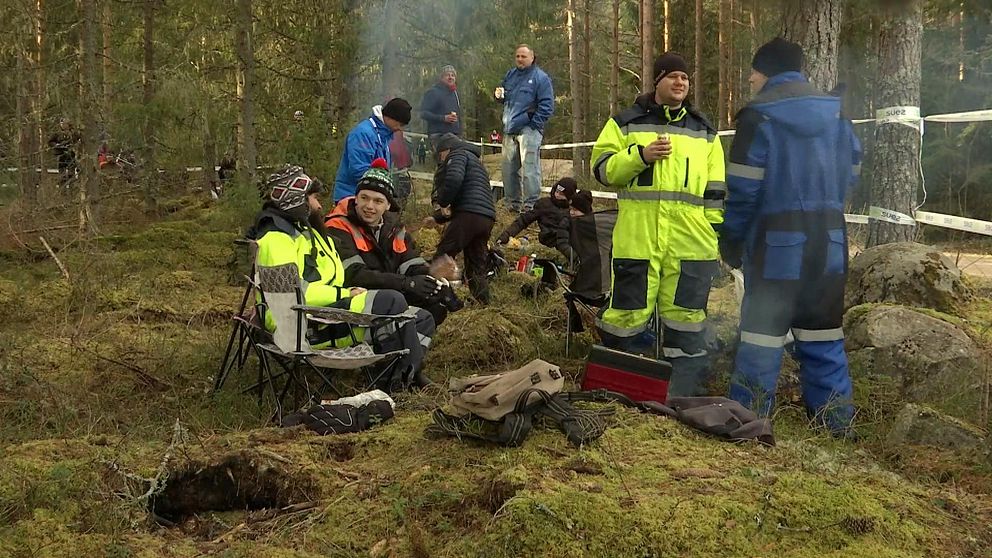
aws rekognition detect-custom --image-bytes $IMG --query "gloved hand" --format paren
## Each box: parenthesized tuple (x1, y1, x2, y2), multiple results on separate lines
(719, 238, 744, 269)
(405, 275, 442, 299)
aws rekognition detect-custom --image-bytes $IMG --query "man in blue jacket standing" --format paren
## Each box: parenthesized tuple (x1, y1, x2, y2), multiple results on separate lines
(420, 65, 462, 148)
(721, 38, 862, 436)
(333, 98, 412, 203)
(495, 44, 554, 213)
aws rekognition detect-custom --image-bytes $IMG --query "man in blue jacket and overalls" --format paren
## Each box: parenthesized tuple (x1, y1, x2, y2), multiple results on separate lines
(720, 38, 862, 437)
(495, 44, 554, 213)
(333, 98, 412, 203)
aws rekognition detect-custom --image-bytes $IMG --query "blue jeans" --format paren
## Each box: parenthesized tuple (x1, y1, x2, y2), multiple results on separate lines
(501, 127, 542, 211)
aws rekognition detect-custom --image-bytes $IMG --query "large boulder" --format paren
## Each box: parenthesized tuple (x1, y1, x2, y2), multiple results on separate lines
(846, 242, 971, 314)
(845, 305, 986, 424)
(886, 404, 988, 458)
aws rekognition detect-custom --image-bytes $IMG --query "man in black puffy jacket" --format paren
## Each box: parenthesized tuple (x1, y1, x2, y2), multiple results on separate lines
(495, 177, 578, 262)
(431, 133, 497, 305)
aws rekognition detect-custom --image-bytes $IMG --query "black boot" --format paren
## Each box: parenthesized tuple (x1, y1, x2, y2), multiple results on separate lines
(411, 369, 435, 389)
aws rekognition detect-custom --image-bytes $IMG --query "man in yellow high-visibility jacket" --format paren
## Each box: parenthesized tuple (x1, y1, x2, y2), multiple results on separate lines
(590, 52, 726, 397)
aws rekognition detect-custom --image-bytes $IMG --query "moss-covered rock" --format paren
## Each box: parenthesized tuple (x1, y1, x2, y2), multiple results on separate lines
(886, 403, 988, 458)
(846, 242, 971, 314)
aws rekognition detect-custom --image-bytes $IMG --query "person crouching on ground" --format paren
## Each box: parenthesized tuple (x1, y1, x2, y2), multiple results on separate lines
(325, 158, 463, 328)
(428, 133, 497, 305)
(495, 177, 580, 264)
(248, 164, 436, 391)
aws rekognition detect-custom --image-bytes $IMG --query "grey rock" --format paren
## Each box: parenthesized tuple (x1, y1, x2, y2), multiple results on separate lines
(886, 403, 987, 456)
(846, 242, 971, 314)
(845, 305, 986, 424)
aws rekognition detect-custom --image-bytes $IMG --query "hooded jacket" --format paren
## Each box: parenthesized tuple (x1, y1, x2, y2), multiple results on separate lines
(496, 196, 570, 247)
(499, 64, 554, 135)
(723, 72, 861, 252)
(333, 106, 394, 202)
(324, 197, 429, 291)
(434, 139, 496, 220)
(420, 82, 462, 136)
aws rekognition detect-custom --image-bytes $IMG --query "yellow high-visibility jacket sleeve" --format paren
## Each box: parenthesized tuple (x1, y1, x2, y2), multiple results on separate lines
(704, 135, 727, 228)
(590, 118, 648, 188)
(255, 230, 345, 308)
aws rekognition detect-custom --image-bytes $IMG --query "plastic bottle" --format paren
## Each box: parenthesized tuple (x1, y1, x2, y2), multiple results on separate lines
(525, 253, 537, 274)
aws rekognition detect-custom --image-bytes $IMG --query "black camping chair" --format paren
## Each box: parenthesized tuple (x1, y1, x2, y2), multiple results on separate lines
(533, 209, 618, 356)
(213, 240, 411, 423)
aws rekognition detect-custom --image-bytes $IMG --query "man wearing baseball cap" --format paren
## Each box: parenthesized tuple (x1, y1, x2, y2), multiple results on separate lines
(589, 51, 726, 397)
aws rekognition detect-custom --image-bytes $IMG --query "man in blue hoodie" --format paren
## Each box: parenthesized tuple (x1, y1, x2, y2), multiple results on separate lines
(333, 98, 412, 203)
(495, 44, 554, 213)
(721, 38, 862, 436)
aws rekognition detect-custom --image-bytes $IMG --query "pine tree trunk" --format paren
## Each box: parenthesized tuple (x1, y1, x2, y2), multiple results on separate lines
(567, 0, 583, 174)
(102, 0, 112, 102)
(16, 45, 33, 200)
(34, 0, 47, 194)
(717, 0, 727, 128)
(609, 0, 619, 115)
(79, 0, 100, 235)
(201, 35, 217, 192)
(641, 0, 654, 92)
(142, 0, 157, 210)
(867, 0, 922, 247)
(780, 0, 842, 91)
(235, 0, 257, 182)
(694, 0, 702, 107)
(581, 0, 591, 144)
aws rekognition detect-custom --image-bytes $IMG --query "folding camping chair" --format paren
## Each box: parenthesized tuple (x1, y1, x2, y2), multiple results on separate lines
(214, 242, 411, 423)
(533, 209, 618, 356)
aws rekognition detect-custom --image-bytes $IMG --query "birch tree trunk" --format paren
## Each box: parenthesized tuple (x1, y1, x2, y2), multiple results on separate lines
(235, 0, 257, 183)
(780, 0, 843, 91)
(867, 0, 922, 246)
(567, 0, 583, 174)
(662, 0, 670, 51)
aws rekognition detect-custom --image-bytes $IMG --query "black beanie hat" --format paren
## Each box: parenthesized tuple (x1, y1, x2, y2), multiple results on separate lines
(552, 177, 578, 200)
(652, 52, 690, 85)
(382, 98, 412, 125)
(356, 157, 399, 210)
(570, 190, 593, 215)
(752, 37, 804, 78)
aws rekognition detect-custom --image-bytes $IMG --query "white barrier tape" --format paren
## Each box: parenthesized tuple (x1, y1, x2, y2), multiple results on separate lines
(408, 170, 617, 199)
(876, 105, 920, 126)
(844, 213, 869, 224)
(868, 205, 916, 225)
(915, 210, 992, 236)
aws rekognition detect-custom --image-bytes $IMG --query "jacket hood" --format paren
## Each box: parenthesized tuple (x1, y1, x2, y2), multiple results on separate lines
(753, 72, 840, 138)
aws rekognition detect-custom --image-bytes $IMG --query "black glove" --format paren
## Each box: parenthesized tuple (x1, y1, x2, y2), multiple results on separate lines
(405, 275, 441, 299)
(719, 238, 744, 269)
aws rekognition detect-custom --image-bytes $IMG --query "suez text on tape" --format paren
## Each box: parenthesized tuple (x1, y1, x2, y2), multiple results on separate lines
(868, 205, 916, 226)
(875, 105, 921, 125)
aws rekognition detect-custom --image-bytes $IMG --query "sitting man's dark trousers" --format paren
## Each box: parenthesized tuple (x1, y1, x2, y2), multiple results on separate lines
(326, 196, 450, 327)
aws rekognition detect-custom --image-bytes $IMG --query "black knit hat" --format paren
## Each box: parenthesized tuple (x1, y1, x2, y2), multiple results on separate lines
(382, 98, 412, 125)
(435, 132, 462, 153)
(356, 157, 399, 210)
(570, 190, 593, 215)
(752, 37, 804, 78)
(653, 52, 690, 85)
(552, 177, 578, 200)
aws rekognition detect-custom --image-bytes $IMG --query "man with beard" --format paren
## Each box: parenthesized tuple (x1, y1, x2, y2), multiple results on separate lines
(420, 65, 462, 150)
(248, 165, 436, 391)
(590, 52, 726, 397)
(325, 158, 462, 327)
(495, 177, 580, 263)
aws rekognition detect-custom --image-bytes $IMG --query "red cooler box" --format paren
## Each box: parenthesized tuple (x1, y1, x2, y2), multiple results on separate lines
(581, 345, 672, 403)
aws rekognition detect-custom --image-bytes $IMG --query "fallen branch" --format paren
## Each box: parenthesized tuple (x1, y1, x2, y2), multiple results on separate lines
(67, 341, 173, 390)
(39, 236, 70, 281)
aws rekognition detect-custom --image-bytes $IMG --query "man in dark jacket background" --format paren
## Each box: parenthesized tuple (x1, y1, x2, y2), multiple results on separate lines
(721, 38, 862, 436)
(325, 158, 460, 327)
(431, 133, 497, 305)
(495, 177, 579, 262)
(421, 65, 462, 150)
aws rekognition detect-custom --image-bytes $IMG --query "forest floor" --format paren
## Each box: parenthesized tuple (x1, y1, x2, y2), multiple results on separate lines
(0, 179, 990, 557)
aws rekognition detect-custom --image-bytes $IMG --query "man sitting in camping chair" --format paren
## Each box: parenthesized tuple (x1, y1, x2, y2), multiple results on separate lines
(247, 165, 436, 391)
